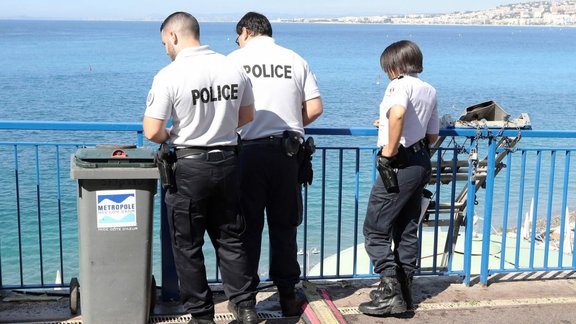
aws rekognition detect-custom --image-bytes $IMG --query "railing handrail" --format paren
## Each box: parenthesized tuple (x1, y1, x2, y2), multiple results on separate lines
(0, 120, 143, 131)
(308, 128, 576, 138)
(2, 120, 576, 138)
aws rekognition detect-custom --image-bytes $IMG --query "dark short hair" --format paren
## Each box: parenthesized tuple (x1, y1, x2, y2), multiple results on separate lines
(236, 12, 272, 37)
(160, 11, 200, 39)
(380, 40, 423, 75)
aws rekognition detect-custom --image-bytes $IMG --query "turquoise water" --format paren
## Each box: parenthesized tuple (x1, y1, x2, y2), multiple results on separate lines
(1, 20, 575, 284)
(1, 21, 575, 129)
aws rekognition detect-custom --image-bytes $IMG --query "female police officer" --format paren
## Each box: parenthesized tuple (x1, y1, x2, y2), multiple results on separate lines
(359, 40, 439, 316)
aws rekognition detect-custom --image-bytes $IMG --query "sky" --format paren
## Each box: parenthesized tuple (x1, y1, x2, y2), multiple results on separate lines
(0, 0, 535, 21)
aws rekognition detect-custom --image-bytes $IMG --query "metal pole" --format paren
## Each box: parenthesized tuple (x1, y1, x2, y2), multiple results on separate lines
(463, 141, 477, 286)
(480, 137, 497, 286)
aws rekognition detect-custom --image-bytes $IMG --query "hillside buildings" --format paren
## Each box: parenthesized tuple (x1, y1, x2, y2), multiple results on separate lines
(276, 1, 576, 26)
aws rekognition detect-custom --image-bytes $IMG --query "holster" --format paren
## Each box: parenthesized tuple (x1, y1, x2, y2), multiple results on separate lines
(155, 143, 176, 192)
(376, 154, 399, 193)
(297, 136, 316, 186)
(282, 130, 303, 157)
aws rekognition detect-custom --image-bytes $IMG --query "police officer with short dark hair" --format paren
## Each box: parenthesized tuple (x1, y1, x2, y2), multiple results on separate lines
(359, 40, 439, 316)
(143, 11, 258, 324)
(228, 12, 323, 317)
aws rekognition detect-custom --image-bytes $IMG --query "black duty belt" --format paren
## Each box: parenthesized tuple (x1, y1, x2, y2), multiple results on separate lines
(407, 139, 427, 154)
(242, 136, 283, 146)
(176, 146, 237, 161)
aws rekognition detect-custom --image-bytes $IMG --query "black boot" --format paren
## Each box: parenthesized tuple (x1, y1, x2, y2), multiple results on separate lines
(370, 271, 414, 310)
(397, 270, 414, 310)
(359, 276, 407, 316)
(227, 300, 258, 324)
(187, 315, 215, 324)
(277, 285, 303, 317)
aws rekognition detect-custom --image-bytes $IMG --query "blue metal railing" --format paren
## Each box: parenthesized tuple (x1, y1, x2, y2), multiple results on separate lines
(1, 120, 575, 292)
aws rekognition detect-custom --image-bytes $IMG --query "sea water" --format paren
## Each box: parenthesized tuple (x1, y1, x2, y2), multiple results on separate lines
(1, 20, 575, 284)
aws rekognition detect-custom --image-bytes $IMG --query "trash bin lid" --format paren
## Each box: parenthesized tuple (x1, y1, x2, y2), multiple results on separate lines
(73, 145, 156, 168)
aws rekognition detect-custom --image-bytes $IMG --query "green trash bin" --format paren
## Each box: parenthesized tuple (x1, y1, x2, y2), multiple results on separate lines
(70, 144, 159, 324)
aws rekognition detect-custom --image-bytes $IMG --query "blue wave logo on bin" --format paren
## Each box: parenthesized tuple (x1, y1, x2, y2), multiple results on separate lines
(96, 190, 137, 229)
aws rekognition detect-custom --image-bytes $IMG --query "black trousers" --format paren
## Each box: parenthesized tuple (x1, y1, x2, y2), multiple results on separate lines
(165, 155, 255, 317)
(363, 148, 431, 278)
(239, 142, 302, 292)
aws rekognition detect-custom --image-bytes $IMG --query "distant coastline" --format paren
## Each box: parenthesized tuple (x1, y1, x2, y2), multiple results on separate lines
(2, 1, 575, 26)
(2, 1, 574, 26)
(273, 1, 576, 27)
(270, 20, 576, 29)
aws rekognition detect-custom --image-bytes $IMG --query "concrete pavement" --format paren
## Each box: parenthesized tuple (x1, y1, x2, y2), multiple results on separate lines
(1, 271, 576, 323)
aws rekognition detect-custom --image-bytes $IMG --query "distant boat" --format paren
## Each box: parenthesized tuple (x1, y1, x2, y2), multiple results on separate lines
(376, 74, 381, 85)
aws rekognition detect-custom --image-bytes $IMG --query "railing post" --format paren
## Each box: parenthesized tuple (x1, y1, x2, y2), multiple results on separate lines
(136, 131, 144, 147)
(559, 150, 571, 265)
(353, 148, 360, 276)
(0, 239, 2, 288)
(480, 136, 497, 285)
(529, 151, 543, 269)
(447, 146, 460, 272)
(463, 140, 477, 286)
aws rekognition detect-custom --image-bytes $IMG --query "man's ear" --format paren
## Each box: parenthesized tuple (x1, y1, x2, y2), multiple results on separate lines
(241, 27, 250, 40)
(170, 31, 178, 45)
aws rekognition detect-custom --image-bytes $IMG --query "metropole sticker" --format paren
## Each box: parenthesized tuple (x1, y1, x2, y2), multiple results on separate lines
(96, 190, 137, 230)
